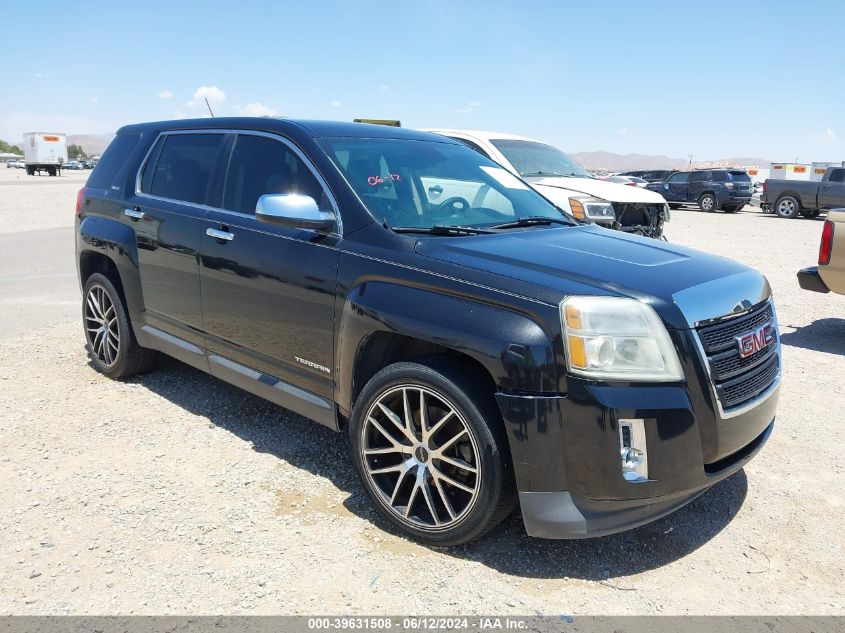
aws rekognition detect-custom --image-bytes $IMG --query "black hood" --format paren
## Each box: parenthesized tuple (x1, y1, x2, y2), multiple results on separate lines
(414, 225, 765, 329)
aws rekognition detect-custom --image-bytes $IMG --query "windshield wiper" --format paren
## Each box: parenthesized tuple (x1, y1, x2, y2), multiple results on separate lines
(521, 171, 583, 178)
(390, 224, 496, 236)
(488, 216, 573, 230)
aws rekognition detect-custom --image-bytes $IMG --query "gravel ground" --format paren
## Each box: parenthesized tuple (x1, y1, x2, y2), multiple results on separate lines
(1, 167, 843, 615)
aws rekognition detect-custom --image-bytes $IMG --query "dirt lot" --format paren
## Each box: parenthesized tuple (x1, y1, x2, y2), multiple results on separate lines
(0, 167, 843, 615)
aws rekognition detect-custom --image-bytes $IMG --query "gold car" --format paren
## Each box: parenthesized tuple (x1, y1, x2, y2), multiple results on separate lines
(798, 209, 845, 295)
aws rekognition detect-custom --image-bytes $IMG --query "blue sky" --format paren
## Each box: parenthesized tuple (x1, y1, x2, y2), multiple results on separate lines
(2, 0, 843, 161)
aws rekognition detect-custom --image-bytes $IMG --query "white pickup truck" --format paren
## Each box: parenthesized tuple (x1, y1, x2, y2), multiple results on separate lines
(425, 129, 670, 238)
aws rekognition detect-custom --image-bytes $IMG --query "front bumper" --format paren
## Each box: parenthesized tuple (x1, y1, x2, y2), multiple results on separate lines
(797, 266, 830, 293)
(495, 366, 778, 539)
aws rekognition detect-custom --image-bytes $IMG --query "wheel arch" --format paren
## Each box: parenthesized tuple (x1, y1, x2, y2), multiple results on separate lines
(336, 281, 558, 418)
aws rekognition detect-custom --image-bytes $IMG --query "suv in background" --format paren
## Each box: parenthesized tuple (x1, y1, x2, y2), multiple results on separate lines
(619, 169, 676, 183)
(649, 169, 753, 212)
(75, 117, 779, 545)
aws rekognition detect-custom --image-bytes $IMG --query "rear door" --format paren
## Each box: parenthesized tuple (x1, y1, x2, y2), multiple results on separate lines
(818, 168, 845, 209)
(130, 131, 229, 349)
(688, 171, 708, 201)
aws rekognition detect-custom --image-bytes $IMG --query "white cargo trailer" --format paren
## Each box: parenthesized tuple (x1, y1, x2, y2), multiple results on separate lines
(22, 132, 68, 176)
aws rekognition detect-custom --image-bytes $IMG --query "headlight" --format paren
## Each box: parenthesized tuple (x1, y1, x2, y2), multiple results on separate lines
(561, 296, 684, 381)
(569, 197, 615, 222)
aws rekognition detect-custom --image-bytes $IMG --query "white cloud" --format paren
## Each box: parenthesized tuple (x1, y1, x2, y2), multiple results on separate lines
(233, 102, 277, 117)
(618, 127, 629, 135)
(330, 100, 342, 107)
(378, 85, 390, 91)
(158, 90, 174, 100)
(457, 99, 481, 114)
(88, 97, 99, 104)
(172, 110, 189, 120)
(808, 127, 840, 145)
(186, 85, 226, 109)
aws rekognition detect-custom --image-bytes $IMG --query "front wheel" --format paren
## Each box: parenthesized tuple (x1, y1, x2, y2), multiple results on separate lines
(83, 273, 157, 378)
(698, 193, 717, 212)
(349, 359, 515, 546)
(775, 195, 800, 219)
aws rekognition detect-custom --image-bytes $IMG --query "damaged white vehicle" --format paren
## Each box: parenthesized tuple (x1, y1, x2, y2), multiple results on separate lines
(425, 129, 670, 239)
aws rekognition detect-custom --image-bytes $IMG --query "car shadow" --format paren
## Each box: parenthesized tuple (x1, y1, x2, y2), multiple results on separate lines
(121, 354, 748, 580)
(780, 318, 845, 355)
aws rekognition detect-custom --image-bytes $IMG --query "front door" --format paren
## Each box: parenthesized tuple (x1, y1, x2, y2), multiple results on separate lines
(664, 172, 689, 202)
(129, 131, 229, 348)
(687, 171, 708, 202)
(819, 168, 845, 209)
(199, 132, 340, 402)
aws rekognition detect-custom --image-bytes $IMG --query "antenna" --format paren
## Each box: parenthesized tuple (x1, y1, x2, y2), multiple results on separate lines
(204, 98, 215, 118)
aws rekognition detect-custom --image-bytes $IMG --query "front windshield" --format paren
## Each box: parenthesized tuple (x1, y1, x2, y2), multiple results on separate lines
(317, 137, 574, 230)
(490, 139, 591, 178)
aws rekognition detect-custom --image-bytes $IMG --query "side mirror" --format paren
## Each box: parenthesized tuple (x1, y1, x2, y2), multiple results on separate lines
(255, 194, 335, 232)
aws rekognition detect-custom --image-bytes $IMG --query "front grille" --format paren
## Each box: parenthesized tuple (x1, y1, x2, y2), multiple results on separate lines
(696, 301, 779, 412)
(698, 303, 773, 353)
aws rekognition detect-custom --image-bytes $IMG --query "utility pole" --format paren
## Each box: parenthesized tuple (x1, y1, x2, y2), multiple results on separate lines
(688, 154, 693, 170)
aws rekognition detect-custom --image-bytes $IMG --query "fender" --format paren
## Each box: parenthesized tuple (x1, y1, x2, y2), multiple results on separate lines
(335, 280, 560, 414)
(77, 216, 145, 323)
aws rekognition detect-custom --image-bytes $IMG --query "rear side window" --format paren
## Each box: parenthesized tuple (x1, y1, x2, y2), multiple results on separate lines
(728, 170, 751, 181)
(86, 133, 141, 189)
(222, 134, 327, 214)
(690, 171, 707, 182)
(144, 134, 226, 205)
(711, 171, 728, 182)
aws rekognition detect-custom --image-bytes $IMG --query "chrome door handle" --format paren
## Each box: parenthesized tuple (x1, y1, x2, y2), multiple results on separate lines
(206, 228, 234, 241)
(124, 208, 144, 220)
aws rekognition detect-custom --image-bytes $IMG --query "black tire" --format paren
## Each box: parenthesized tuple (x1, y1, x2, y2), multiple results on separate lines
(724, 204, 739, 213)
(801, 208, 821, 219)
(349, 358, 516, 546)
(26, 165, 34, 176)
(698, 193, 718, 212)
(82, 272, 157, 378)
(668, 203, 681, 210)
(774, 195, 800, 219)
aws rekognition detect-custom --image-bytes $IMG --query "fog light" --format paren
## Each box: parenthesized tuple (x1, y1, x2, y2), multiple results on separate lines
(619, 419, 649, 482)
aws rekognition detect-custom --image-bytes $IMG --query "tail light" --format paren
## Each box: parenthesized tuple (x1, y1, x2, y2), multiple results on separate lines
(626, 182, 637, 186)
(762, 181, 767, 193)
(75, 187, 87, 218)
(819, 220, 834, 265)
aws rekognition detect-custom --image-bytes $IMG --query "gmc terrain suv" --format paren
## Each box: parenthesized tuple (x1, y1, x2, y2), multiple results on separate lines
(649, 169, 753, 212)
(76, 118, 781, 545)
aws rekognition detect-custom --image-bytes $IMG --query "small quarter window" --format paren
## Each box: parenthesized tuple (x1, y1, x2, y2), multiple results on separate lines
(828, 168, 845, 183)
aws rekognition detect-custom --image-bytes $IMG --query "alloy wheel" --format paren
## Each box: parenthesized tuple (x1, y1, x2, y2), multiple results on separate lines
(778, 199, 795, 216)
(360, 385, 481, 530)
(701, 196, 714, 211)
(84, 284, 119, 367)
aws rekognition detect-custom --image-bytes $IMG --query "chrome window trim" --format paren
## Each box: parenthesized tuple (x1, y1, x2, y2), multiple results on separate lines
(691, 298, 782, 420)
(133, 128, 343, 236)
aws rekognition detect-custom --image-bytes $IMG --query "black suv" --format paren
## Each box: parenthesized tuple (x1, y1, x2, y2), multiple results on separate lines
(76, 118, 780, 545)
(649, 169, 753, 212)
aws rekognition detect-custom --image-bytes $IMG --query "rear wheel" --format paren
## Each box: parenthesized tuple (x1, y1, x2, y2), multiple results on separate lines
(350, 359, 515, 546)
(83, 273, 157, 378)
(668, 203, 681, 209)
(801, 208, 821, 219)
(698, 193, 717, 212)
(775, 195, 800, 219)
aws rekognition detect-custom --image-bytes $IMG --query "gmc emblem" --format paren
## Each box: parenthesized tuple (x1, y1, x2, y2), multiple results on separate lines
(736, 324, 776, 358)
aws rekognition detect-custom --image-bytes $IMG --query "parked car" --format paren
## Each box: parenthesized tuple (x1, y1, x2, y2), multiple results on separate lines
(798, 210, 845, 295)
(648, 169, 753, 212)
(425, 129, 670, 238)
(763, 166, 845, 219)
(619, 169, 677, 183)
(76, 118, 780, 545)
(63, 161, 83, 170)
